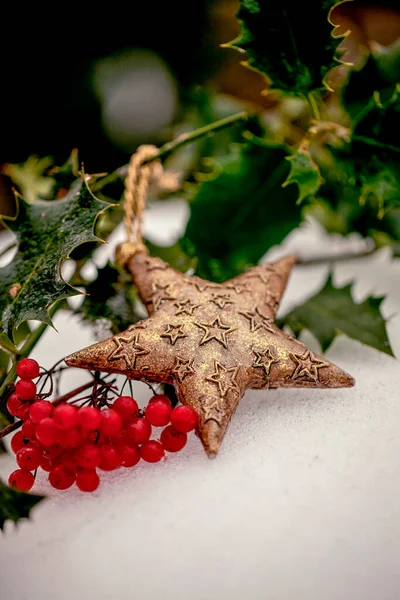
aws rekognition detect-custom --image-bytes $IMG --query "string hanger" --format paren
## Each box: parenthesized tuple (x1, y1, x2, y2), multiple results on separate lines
(116, 145, 162, 267)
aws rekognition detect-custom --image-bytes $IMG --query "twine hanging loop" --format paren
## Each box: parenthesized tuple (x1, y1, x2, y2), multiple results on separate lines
(116, 145, 162, 267)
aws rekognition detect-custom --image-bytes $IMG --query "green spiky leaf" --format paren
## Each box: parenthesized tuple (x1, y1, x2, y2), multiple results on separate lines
(0, 480, 44, 530)
(226, 0, 344, 94)
(282, 275, 393, 355)
(283, 146, 323, 203)
(3, 155, 55, 204)
(0, 179, 110, 341)
(183, 140, 301, 282)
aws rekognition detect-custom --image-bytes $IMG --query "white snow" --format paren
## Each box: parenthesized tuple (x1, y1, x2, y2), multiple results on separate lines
(1, 205, 400, 600)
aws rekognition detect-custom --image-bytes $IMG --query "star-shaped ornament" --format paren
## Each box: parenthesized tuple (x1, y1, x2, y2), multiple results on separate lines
(65, 252, 355, 457)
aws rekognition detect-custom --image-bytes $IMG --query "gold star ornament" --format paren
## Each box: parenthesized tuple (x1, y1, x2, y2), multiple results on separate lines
(65, 251, 355, 457)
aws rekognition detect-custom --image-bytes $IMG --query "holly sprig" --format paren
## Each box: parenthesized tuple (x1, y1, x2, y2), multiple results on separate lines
(0, 1, 397, 436)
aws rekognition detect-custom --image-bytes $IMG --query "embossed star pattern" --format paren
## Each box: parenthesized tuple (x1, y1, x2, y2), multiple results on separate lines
(289, 350, 330, 383)
(66, 253, 355, 457)
(107, 333, 150, 370)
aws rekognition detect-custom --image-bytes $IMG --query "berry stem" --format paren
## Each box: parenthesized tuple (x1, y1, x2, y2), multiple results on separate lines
(0, 380, 94, 440)
(0, 304, 60, 407)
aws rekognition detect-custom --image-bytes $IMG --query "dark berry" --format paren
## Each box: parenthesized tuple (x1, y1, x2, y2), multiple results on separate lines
(16, 358, 40, 380)
(171, 405, 198, 433)
(140, 440, 164, 463)
(8, 469, 34, 491)
(160, 425, 187, 452)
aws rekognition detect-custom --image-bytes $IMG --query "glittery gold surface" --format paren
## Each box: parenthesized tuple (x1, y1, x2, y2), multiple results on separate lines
(65, 253, 355, 457)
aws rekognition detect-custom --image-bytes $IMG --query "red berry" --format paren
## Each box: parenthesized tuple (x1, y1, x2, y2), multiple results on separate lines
(160, 425, 187, 452)
(11, 432, 38, 453)
(30, 400, 53, 424)
(60, 450, 79, 472)
(22, 419, 36, 438)
(49, 465, 75, 490)
(16, 379, 37, 401)
(171, 405, 198, 433)
(76, 444, 101, 469)
(77, 406, 102, 431)
(146, 398, 172, 427)
(113, 396, 139, 421)
(17, 358, 40, 380)
(7, 393, 22, 417)
(126, 417, 152, 445)
(113, 429, 129, 447)
(53, 404, 78, 430)
(100, 408, 123, 437)
(140, 440, 164, 463)
(8, 469, 34, 491)
(149, 394, 171, 406)
(41, 443, 64, 460)
(36, 418, 58, 446)
(62, 427, 82, 449)
(40, 456, 52, 472)
(76, 469, 100, 492)
(16, 446, 41, 471)
(18, 403, 32, 421)
(11, 431, 25, 454)
(120, 444, 140, 468)
(98, 445, 121, 471)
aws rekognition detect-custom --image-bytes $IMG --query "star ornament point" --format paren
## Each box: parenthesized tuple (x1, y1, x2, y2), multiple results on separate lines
(65, 252, 355, 457)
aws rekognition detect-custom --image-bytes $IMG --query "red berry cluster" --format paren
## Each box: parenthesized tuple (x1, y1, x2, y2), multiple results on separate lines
(7, 358, 198, 493)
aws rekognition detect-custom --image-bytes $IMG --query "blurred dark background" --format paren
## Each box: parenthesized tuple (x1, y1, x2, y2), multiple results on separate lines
(1, 0, 399, 189)
(0, 2, 224, 171)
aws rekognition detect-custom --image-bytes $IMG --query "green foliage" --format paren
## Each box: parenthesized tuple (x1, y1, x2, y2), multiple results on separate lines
(283, 146, 322, 203)
(79, 263, 139, 334)
(226, 0, 344, 94)
(0, 179, 109, 342)
(183, 140, 301, 282)
(282, 275, 393, 356)
(0, 480, 44, 530)
(3, 156, 55, 204)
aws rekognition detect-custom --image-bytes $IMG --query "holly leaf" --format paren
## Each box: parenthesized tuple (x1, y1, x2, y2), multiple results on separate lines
(0, 179, 110, 341)
(283, 146, 323, 203)
(282, 275, 393, 355)
(225, 0, 344, 94)
(2, 155, 55, 204)
(182, 140, 302, 282)
(79, 263, 140, 335)
(0, 480, 44, 530)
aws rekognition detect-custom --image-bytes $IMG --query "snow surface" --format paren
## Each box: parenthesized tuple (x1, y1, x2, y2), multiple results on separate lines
(1, 200, 400, 600)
